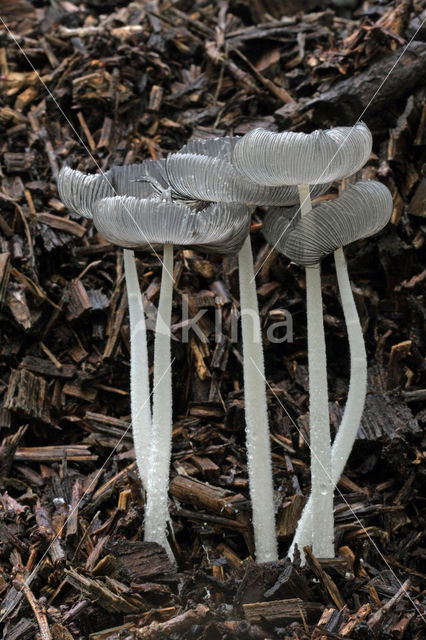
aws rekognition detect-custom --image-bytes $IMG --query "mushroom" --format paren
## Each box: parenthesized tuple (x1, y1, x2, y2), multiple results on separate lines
(263, 180, 393, 558)
(157, 137, 330, 562)
(92, 193, 251, 558)
(232, 123, 373, 558)
(57, 163, 167, 490)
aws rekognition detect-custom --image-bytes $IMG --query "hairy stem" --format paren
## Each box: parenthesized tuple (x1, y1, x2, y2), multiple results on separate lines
(238, 235, 278, 563)
(123, 249, 151, 489)
(288, 246, 367, 561)
(298, 183, 334, 559)
(144, 244, 174, 560)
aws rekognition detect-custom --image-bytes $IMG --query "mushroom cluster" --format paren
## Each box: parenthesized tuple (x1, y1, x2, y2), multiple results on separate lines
(58, 121, 392, 565)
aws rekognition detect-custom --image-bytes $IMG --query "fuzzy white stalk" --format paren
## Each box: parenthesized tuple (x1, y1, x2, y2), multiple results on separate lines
(123, 249, 152, 489)
(238, 235, 278, 563)
(288, 247, 367, 561)
(144, 244, 174, 560)
(298, 183, 334, 558)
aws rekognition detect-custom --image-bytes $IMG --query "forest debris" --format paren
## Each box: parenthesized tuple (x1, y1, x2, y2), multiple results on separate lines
(4, 368, 51, 424)
(0, 424, 27, 482)
(307, 42, 426, 125)
(14, 445, 96, 462)
(105, 540, 176, 582)
(13, 573, 52, 640)
(0, 252, 11, 303)
(339, 603, 370, 635)
(65, 280, 92, 321)
(64, 569, 145, 614)
(243, 598, 323, 624)
(304, 547, 346, 610)
(34, 500, 66, 566)
(37, 213, 86, 238)
(368, 578, 411, 629)
(408, 178, 426, 217)
(133, 604, 210, 639)
(169, 475, 249, 517)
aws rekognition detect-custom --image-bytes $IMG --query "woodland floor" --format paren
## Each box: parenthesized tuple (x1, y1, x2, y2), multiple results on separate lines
(0, 0, 425, 638)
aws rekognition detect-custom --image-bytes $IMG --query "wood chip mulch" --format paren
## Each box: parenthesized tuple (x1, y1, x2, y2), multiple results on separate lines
(0, 0, 425, 638)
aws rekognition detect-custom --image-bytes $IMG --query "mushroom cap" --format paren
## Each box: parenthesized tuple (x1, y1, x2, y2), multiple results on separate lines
(232, 122, 372, 186)
(167, 137, 331, 205)
(262, 180, 393, 266)
(92, 196, 251, 255)
(57, 162, 168, 219)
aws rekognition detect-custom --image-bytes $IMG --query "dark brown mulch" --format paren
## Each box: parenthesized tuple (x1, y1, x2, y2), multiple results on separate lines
(0, 0, 425, 638)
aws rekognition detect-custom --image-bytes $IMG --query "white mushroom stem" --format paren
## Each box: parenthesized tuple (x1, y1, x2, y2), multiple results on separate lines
(238, 235, 278, 563)
(298, 184, 334, 559)
(123, 249, 152, 490)
(288, 246, 367, 561)
(332, 247, 367, 477)
(144, 243, 175, 561)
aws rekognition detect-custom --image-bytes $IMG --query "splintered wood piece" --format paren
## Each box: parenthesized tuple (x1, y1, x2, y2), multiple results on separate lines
(339, 603, 370, 636)
(387, 340, 412, 389)
(105, 540, 176, 582)
(4, 369, 51, 423)
(134, 604, 210, 639)
(0, 252, 11, 303)
(304, 547, 346, 610)
(0, 424, 27, 481)
(64, 569, 145, 614)
(243, 598, 324, 624)
(169, 475, 249, 517)
(368, 578, 411, 629)
(2, 618, 37, 640)
(103, 289, 127, 358)
(34, 501, 65, 566)
(13, 573, 52, 640)
(66, 280, 92, 321)
(22, 355, 75, 378)
(14, 445, 96, 462)
(190, 455, 220, 477)
(66, 477, 82, 539)
(264, 562, 314, 601)
(97, 117, 113, 149)
(312, 607, 342, 639)
(90, 462, 136, 508)
(37, 213, 86, 238)
(278, 493, 306, 538)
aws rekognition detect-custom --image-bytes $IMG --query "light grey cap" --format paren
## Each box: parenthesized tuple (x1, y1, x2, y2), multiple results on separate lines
(168, 137, 331, 205)
(231, 122, 372, 186)
(92, 196, 251, 255)
(262, 181, 393, 267)
(57, 161, 168, 219)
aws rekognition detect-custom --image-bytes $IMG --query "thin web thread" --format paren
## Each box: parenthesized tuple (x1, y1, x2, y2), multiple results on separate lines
(252, 15, 426, 280)
(0, 16, 174, 280)
(250, 357, 425, 623)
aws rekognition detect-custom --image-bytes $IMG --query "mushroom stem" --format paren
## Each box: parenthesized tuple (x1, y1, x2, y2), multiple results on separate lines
(298, 184, 334, 559)
(332, 247, 367, 477)
(123, 249, 152, 489)
(238, 234, 278, 563)
(288, 247, 367, 561)
(144, 243, 175, 560)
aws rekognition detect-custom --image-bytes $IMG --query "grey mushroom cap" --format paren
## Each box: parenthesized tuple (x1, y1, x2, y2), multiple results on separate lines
(57, 161, 168, 219)
(262, 181, 393, 267)
(92, 196, 251, 255)
(168, 138, 331, 206)
(231, 122, 372, 186)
